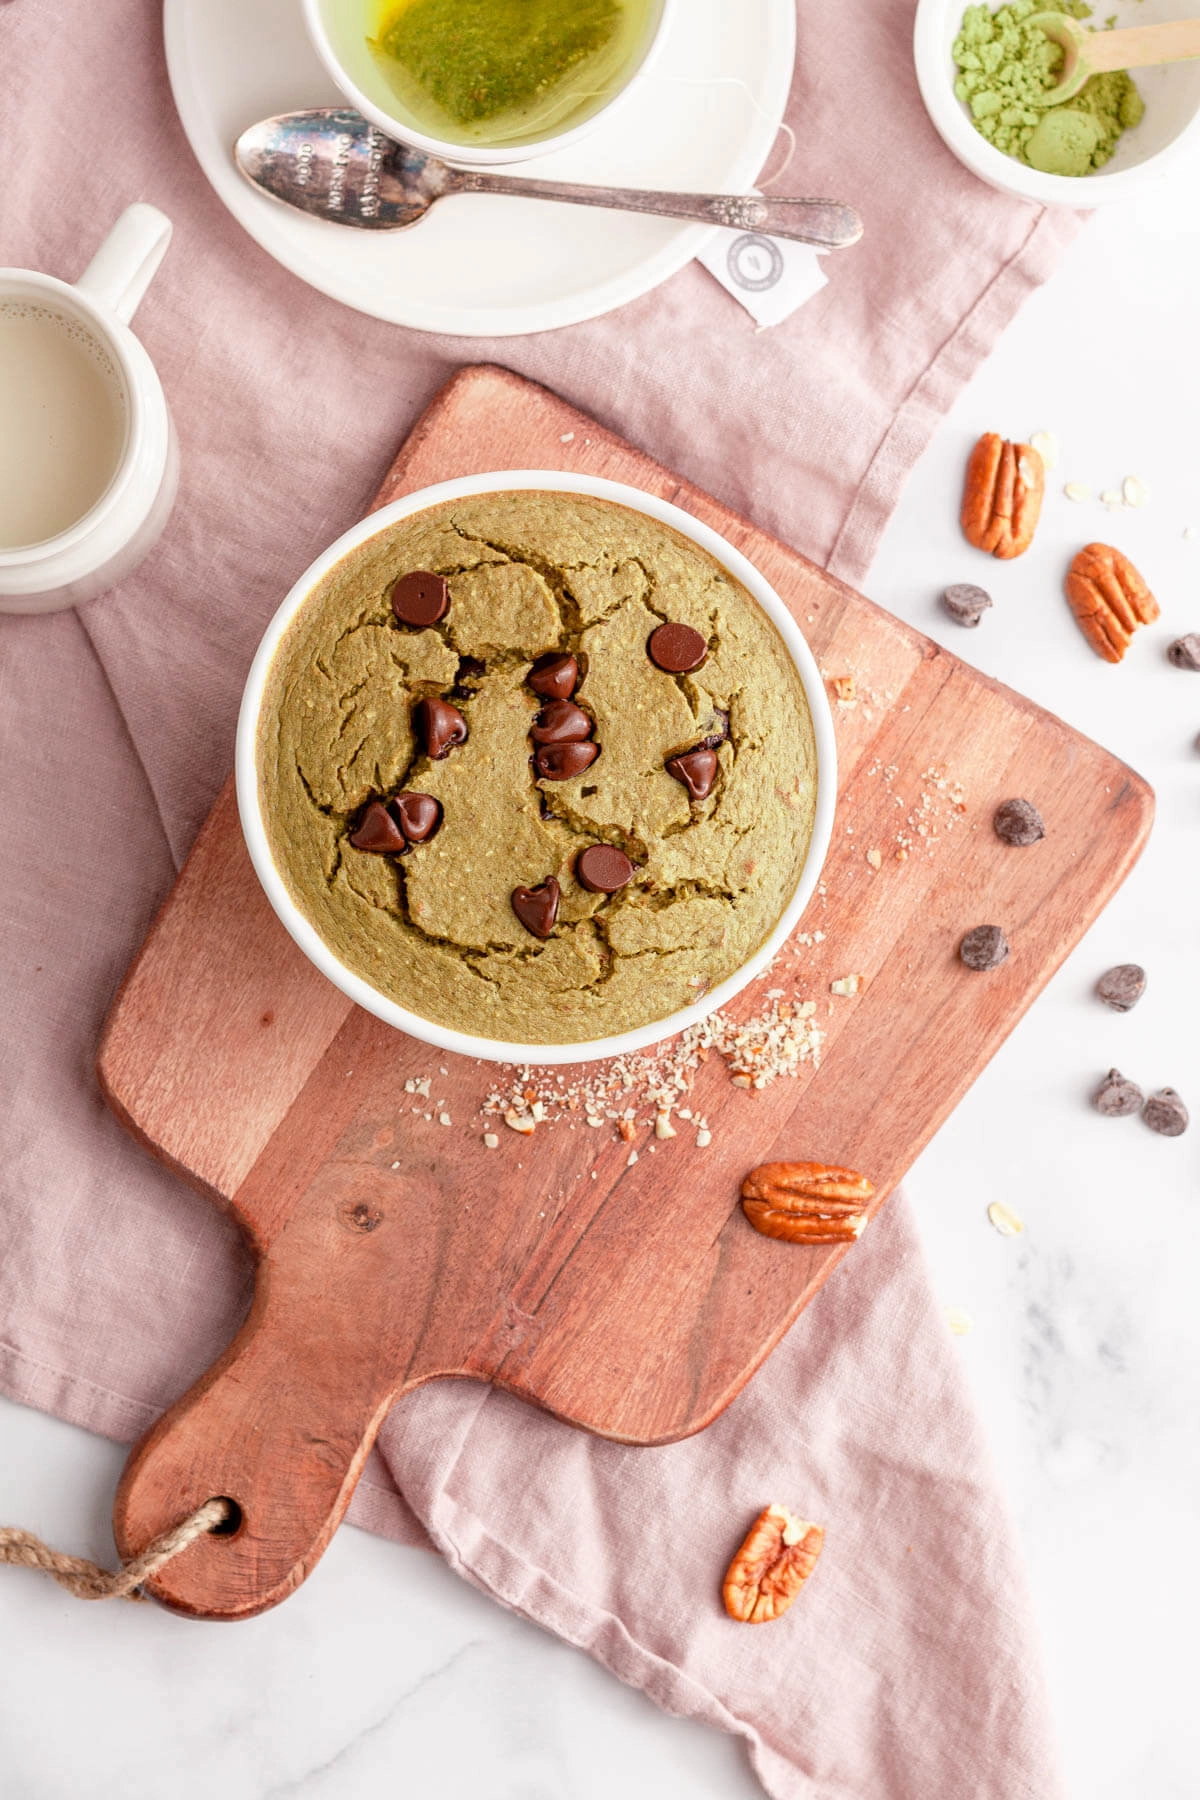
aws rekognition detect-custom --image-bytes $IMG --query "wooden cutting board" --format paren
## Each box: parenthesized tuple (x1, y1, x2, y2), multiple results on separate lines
(100, 366, 1152, 1620)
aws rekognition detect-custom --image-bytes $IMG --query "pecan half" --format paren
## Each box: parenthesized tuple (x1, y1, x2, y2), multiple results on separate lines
(741, 1161, 874, 1245)
(723, 1504, 825, 1623)
(961, 432, 1045, 559)
(1064, 542, 1159, 663)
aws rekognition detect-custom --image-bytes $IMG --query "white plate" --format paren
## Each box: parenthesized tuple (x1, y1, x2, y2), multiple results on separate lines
(164, 0, 795, 337)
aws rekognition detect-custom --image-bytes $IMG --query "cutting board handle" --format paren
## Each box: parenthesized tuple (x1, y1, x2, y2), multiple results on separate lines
(113, 1270, 404, 1619)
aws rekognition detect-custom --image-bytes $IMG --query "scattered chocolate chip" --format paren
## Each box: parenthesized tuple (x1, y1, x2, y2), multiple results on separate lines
(416, 695, 468, 759)
(1096, 962, 1145, 1012)
(391, 791, 442, 843)
(535, 740, 599, 781)
(576, 844, 635, 894)
(648, 621, 708, 674)
(390, 570, 449, 628)
(1093, 1068, 1143, 1117)
(1142, 1087, 1189, 1137)
(1167, 633, 1200, 671)
(530, 699, 592, 744)
(528, 653, 579, 700)
(993, 797, 1045, 847)
(941, 583, 992, 628)
(511, 877, 560, 939)
(959, 924, 1009, 971)
(666, 746, 718, 800)
(349, 800, 408, 854)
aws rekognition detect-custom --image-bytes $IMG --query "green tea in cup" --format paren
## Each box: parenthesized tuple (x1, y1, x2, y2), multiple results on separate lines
(323, 0, 664, 150)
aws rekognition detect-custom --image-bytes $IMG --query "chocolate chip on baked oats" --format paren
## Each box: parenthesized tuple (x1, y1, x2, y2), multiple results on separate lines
(993, 798, 1045, 847)
(702, 709, 731, 748)
(941, 583, 993, 628)
(511, 878, 560, 939)
(416, 696, 468, 759)
(666, 746, 718, 800)
(648, 622, 708, 673)
(390, 570, 449, 627)
(1167, 633, 1200, 671)
(391, 791, 442, 843)
(349, 800, 408, 854)
(530, 699, 592, 744)
(535, 740, 599, 781)
(1096, 963, 1145, 1012)
(576, 844, 635, 894)
(959, 924, 1010, 971)
(1142, 1088, 1189, 1137)
(1093, 1069, 1143, 1117)
(527, 653, 579, 700)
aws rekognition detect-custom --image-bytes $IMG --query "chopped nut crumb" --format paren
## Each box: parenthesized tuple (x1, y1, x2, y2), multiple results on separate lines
(987, 1201, 1024, 1237)
(627, 1149, 639, 1166)
(1100, 488, 1124, 509)
(946, 1307, 973, 1336)
(1063, 481, 1091, 502)
(1030, 430, 1058, 470)
(655, 1112, 677, 1140)
(1122, 474, 1148, 508)
(830, 674, 856, 705)
(696, 1128, 712, 1148)
(505, 1109, 536, 1135)
(438, 1112, 452, 1127)
(483, 1133, 499, 1149)
(830, 974, 862, 997)
(618, 1119, 637, 1142)
(866, 848, 883, 870)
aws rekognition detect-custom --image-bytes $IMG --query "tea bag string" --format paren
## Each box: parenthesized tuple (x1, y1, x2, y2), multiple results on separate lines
(0, 1497, 232, 1602)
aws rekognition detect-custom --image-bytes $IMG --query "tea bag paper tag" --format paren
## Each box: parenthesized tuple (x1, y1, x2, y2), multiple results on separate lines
(698, 228, 827, 329)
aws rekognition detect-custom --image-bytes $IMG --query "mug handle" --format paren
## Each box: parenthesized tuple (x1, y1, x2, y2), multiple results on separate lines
(75, 203, 172, 327)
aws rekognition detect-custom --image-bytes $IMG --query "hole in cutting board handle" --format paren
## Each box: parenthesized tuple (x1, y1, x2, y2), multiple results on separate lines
(208, 1497, 245, 1539)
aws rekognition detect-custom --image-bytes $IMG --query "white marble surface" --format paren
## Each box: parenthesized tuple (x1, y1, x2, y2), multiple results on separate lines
(3, 153, 1200, 1800)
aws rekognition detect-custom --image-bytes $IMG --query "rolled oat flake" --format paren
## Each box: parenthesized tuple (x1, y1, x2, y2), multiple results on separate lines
(960, 924, 1009, 971)
(1167, 633, 1200, 671)
(1096, 962, 1146, 1012)
(1093, 1068, 1143, 1117)
(1142, 1088, 1190, 1137)
(993, 797, 1045, 847)
(941, 583, 992, 628)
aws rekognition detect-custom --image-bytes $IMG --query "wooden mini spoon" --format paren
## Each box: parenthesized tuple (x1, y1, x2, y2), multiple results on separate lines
(1028, 12, 1200, 105)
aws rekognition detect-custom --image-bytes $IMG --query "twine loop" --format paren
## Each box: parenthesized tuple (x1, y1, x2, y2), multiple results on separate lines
(0, 1497, 233, 1602)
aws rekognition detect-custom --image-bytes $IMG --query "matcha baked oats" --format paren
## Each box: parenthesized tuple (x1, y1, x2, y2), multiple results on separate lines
(258, 491, 817, 1044)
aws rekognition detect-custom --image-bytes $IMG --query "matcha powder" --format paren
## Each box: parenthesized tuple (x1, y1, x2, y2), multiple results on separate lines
(952, 0, 1144, 176)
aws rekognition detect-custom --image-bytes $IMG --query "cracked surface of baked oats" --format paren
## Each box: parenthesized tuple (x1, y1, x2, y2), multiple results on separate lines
(258, 492, 817, 1042)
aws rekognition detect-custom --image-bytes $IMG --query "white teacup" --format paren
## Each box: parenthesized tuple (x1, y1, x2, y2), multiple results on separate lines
(0, 204, 177, 615)
(302, 0, 674, 169)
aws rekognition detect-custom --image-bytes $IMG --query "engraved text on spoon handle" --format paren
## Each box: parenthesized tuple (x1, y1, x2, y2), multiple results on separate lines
(453, 176, 863, 250)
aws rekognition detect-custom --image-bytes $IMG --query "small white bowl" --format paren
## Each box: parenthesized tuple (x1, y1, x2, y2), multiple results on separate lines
(236, 471, 836, 1067)
(914, 0, 1200, 205)
(301, 0, 674, 168)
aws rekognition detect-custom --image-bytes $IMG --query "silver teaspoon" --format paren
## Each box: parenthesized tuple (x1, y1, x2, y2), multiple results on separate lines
(234, 110, 863, 251)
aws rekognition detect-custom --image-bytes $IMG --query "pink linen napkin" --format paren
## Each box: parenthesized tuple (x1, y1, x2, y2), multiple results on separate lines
(1, 0, 1072, 1792)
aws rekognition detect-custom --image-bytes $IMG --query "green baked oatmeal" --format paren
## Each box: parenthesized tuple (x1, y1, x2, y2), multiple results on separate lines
(258, 492, 817, 1044)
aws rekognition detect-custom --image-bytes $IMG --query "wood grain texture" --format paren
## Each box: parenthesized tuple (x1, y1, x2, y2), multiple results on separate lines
(100, 366, 1153, 1619)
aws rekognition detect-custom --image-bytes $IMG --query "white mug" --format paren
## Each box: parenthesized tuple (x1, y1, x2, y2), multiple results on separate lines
(0, 204, 177, 615)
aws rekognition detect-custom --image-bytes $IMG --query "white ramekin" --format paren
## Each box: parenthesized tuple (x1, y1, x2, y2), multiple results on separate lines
(236, 471, 837, 1066)
(301, 0, 675, 168)
(913, 0, 1200, 206)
